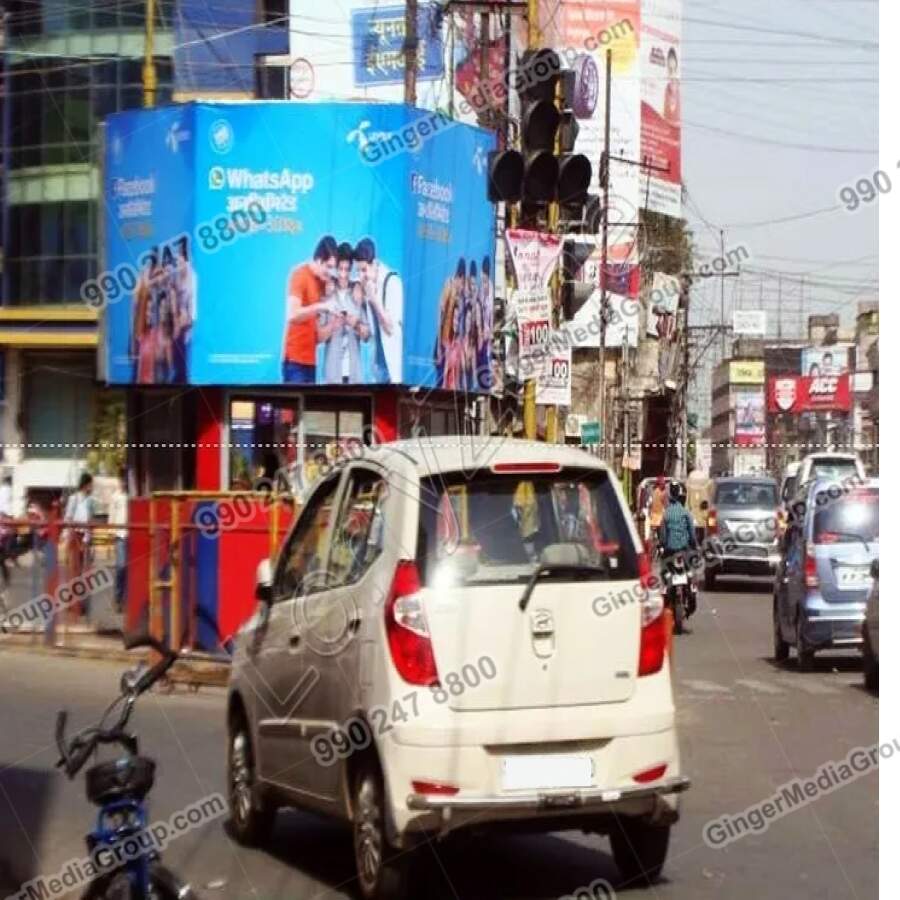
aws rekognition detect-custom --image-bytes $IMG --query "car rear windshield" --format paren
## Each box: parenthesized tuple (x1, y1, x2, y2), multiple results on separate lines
(813, 488, 879, 543)
(417, 468, 639, 586)
(715, 482, 777, 508)
(809, 460, 858, 482)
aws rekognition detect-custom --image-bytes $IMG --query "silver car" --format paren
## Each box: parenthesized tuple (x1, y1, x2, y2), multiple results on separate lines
(705, 477, 780, 590)
(773, 479, 878, 671)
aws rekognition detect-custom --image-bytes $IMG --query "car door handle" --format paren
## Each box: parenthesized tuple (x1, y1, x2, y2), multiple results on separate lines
(347, 615, 361, 635)
(288, 634, 301, 648)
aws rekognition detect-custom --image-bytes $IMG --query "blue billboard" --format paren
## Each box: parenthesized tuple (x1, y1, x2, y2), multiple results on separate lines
(102, 102, 495, 391)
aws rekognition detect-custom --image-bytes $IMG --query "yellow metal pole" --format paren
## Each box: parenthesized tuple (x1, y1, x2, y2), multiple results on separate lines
(143, 0, 157, 108)
(269, 495, 280, 562)
(169, 497, 181, 651)
(523, 0, 540, 440)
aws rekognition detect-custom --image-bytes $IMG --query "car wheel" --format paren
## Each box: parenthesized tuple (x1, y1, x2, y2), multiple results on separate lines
(609, 818, 670, 886)
(862, 624, 878, 692)
(228, 717, 276, 846)
(773, 600, 789, 662)
(703, 569, 716, 591)
(353, 759, 411, 900)
(795, 620, 815, 672)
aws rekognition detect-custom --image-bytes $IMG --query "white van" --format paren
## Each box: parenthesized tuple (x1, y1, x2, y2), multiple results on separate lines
(226, 438, 689, 898)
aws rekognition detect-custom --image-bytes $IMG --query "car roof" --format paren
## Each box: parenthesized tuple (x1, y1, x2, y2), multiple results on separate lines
(803, 451, 860, 462)
(713, 476, 777, 486)
(383, 437, 613, 477)
(808, 476, 878, 495)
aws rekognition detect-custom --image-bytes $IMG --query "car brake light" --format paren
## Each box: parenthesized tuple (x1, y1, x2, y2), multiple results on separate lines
(490, 461, 562, 474)
(707, 508, 718, 534)
(633, 764, 668, 784)
(804, 544, 819, 589)
(637, 552, 666, 676)
(815, 531, 841, 544)
(411, 780, 459, 796)
(384, 560, 439, 686)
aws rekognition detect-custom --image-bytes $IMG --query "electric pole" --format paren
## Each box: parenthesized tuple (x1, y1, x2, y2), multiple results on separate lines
(597, 49, 612, 458)
(404, 0, 418, 105)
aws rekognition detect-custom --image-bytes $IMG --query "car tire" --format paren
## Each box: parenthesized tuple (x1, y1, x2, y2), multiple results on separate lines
(773, 600, 789, 662)
(862, 624, 878, 692)
(795, 620, 815, 672)
(610, 818, 670, 886)
(228, 717, 276, 846)
(353, 759, 411, 900)
(703, 569, 716, 591)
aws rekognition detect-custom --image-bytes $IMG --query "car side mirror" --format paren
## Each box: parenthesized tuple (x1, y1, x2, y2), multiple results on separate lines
(870, 559, 879, 580)
(255, 558, 274, 604)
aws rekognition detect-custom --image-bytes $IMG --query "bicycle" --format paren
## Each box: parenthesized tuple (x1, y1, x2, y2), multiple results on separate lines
(55, 634, 198, 899)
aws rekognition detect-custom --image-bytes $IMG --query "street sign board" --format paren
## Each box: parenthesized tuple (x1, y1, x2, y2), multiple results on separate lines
(581, 421, 601, 444)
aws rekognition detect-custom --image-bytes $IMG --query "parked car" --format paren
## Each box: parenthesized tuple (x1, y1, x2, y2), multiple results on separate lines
(773, 478, 878, 671)
(226, 438, 689, 897)
(705, 476, 780, 590)
(862, 557, 879, 691)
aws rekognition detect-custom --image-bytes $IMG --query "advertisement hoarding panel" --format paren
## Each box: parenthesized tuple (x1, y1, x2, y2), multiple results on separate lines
(800, 346, 851, 376)
(729, 360, 765, 385)
(103, 102, 495, 390)
(639, 0, 682, 218)
(733, 389, 765, 447)
(767, 374, 852, 413)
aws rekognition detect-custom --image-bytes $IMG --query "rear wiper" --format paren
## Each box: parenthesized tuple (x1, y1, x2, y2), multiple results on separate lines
(518, 563, 608, 612)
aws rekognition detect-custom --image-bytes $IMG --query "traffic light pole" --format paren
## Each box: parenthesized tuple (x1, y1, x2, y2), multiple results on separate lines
(597, 49, 612, 458)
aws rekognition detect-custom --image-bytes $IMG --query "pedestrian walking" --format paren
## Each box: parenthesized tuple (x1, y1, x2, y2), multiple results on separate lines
(63, 473, 96, 621)
(108, 469, 129, 613)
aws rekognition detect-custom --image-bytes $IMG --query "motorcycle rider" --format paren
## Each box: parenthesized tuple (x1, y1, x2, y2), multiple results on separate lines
(660, 481, 699, 620)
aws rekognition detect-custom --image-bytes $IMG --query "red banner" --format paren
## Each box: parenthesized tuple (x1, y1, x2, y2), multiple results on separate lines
(767, 374, 851, 413)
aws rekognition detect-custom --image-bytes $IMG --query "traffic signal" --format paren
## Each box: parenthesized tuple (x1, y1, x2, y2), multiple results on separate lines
(485, 49, 592, 225)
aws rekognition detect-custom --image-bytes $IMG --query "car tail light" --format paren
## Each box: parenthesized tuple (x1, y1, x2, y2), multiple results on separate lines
(707, 508, 718, 534)
(815, 531, 841, 544)
(384, 561, 439, 686)
(491, 461, 562, 474)
(637, 552, 666, 676)
(804, 543, 819, 589)
(633, 764, 668, 784)
(411, 780, 459, 796)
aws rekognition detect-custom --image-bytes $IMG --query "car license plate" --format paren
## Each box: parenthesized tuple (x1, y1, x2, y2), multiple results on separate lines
(501, 755, 593, 791)
(837, 566, 871, 589)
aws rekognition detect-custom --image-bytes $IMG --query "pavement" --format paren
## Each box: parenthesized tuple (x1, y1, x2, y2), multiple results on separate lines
(0, 577, 878, 900)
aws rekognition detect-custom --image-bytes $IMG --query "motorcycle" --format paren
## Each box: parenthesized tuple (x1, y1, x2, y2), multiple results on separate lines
(662, 555, 698, 635)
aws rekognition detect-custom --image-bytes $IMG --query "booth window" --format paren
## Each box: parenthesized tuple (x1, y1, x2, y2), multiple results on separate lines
(229, 396, 299, 491)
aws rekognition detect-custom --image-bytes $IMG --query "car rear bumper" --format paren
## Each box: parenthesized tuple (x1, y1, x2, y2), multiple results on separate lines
(711, 550, 780, 576)
(407, 774, 690, 813)
(801, 614, 865, 648)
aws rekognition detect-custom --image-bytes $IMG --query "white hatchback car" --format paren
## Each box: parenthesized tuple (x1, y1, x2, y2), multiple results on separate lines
(226, 438, 689, 898)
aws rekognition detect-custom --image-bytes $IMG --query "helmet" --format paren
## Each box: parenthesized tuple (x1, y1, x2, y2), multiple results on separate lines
(669, 481, 685, 503)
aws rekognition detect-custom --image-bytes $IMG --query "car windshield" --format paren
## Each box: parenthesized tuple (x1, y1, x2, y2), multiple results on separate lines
(715, 482, 777, 508)
(813, 488, 879, 543)
(417, 468, 638, 586)
(809, 460, 857, 482)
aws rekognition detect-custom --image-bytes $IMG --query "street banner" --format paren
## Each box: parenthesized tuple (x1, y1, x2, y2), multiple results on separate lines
(647, 271, 680, 337)
(536, 332, 572, 405)
(800, 346, 852, 376)
(767, 374, 852, 413)
(733, 310, 767, 337)
(514, 289, 553, 380)
(640, 0, 682, 218)
(102, 102, 495, 389)
(734, 390, 765, 447)
(505, 229, 563, 292)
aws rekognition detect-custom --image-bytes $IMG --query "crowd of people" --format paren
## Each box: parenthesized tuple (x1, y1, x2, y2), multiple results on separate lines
(435, 256, 493, 390)
(283, 236, 402, 385)
(131, 239, 196, 384)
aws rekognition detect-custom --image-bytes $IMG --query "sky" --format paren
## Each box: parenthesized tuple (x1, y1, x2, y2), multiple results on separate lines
(681, 0, 878, 343)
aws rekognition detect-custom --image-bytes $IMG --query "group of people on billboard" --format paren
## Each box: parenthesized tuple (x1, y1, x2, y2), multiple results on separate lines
(435, 256, 492, 390)
(282, 235, 403, 385)
(130, 237, 196, 385)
